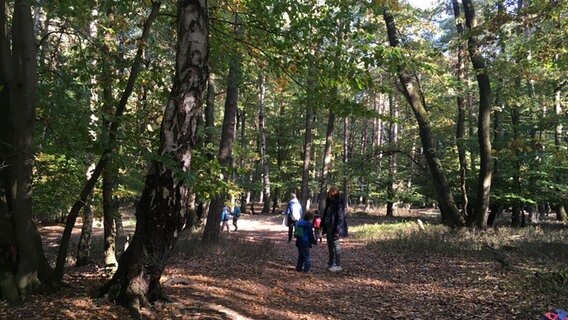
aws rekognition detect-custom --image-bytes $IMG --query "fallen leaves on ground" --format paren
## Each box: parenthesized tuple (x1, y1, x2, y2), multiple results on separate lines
(1, 214, 566, 319)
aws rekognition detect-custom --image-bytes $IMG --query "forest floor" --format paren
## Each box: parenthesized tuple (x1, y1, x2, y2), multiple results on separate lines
(2, 209, 568, 320)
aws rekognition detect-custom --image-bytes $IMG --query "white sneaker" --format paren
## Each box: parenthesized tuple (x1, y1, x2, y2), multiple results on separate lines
(328, 266, 342, 272)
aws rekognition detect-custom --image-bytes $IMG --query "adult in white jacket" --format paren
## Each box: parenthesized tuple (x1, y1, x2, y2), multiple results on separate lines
(284, 193, 302, 243)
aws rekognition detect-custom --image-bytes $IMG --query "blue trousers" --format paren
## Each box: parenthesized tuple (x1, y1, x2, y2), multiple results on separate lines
(296, 247, 312, 272)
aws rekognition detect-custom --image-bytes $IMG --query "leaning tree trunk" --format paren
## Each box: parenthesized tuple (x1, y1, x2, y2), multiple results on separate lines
(383, 8, 464, 227)
(54, 2, 161, 282)
(97, 1, 208, 318)
(462, 0, 493, 229)
(202, 12, 240, 244)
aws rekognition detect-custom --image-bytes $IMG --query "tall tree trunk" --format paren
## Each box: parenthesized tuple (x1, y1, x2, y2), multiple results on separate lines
(386, 94, 398, 217)
(102, 165, 118, 271)
(318, 110, 336, 214)
(462, 0, 493, 229)
(0, 0, 53, 303)
(342, 117, 350, 209)
(554, 84, 566, 221)
(383, 8, 464, 227)
(54, 3, 161, 282)
(76, 12, 100, 266)
(238, 107, 248, 214)
(202, 12, 240, 244)
(98, 1, 208, 317)
(300, 78, 315, 212)
(258, 70, 271, 213)
(101, 30, 120, 267)
(451, 0, 469, 219)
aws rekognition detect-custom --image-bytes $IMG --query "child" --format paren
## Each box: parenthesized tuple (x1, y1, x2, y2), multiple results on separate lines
(312, 210, 323, 243)
(232, 205, 241, 231)
(294, 211, 317, 272)
(220, 206, 231, 232)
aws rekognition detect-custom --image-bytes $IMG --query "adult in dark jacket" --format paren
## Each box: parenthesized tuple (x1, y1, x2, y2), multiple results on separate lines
(322, 187, 348, 272)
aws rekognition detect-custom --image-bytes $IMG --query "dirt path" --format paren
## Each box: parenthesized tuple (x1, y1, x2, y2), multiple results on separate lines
(0, 214, 559, 319)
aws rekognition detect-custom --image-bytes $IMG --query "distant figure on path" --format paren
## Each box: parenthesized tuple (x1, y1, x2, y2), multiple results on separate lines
(322, 187, 348, 272)
(220, 206, 231, 232)
(232, 204, 241, 231)
(284, 193, 303, 243)
(312, 210, 323, 243)
(295, 211, 317, 272)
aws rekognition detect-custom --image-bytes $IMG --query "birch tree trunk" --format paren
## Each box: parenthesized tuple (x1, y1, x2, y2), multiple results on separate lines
(318, 110, 336, 214)
(300, 78, 315, 212)
(259, 70, 271, 213)
(98, 1, 208, 317)
(386, 94, 398, 217)
(342, 117, 350, 209)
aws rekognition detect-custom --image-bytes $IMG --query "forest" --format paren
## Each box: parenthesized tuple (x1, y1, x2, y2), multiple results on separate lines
(1, 0, 567, 319)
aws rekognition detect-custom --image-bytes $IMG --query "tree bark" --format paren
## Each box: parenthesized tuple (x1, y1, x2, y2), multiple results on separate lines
(202, 12, 240, 244)
(76, 200, 93, 267)
(386, 94, 398, 217)
(0, 0, 54, 303)
(54, 3, 161, 282)
(383, 8, 464, 227)
(554, 86, 566, 221)
(300, 78, 315, 212)
(98, 1, 208, 317)
(462, 0, 493, 229)
(318, 110, 336, 215)
(451, 0, 469, 219)
(258, 70, 271, 213)
(342, 117, 350, 209)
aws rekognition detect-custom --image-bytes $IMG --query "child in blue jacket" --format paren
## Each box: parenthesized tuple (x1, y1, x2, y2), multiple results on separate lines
(295, 211, 317, 272)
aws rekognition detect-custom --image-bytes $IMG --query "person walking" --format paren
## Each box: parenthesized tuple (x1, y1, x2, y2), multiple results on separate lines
(294, 211, 317, 272)
(232, 204, 241, 231)
(220, 206, 231, 233)
(285, 193, 303, 243)
(322, 187, 348, 272)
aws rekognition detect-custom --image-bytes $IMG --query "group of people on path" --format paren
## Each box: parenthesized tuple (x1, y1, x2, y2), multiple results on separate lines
(284, 187, 348, 273)
(220, 205, 241, 232)
(218, 187, 348, 273)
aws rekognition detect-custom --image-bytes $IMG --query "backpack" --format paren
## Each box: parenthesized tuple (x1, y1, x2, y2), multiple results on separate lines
(221, 210, 230, 221)
(313, 216, 321, 229)
(233, 207, 241, 217)
(293, 225, 305, 238)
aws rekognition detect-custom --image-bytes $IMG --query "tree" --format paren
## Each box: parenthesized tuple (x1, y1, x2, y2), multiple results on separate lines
(259, 70, 271, 213)
(0, 0, 53, 304)
(450, 0, 469, 220)
(54, 2, 161, 282)
(97, 1, 209, 317)
(202, 11, 240, 244)
(462, 0, 493, 229)
(382, 7, 464, 227)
